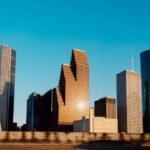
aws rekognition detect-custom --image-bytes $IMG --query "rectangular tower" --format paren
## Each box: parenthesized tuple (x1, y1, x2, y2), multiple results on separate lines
(0, 45, 16, 131)
(141, 50, 150, 133)
(95, 97, 116, 119)
(38, 90, 52, 131)
(26, 90, 52, 131)
(26, 92, 40, 131)
(117, 70, 143, 133)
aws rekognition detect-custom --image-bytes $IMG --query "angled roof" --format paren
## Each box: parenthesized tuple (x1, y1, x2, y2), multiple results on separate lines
(71, 49, 89, 66)
(62, 64, 75, 80)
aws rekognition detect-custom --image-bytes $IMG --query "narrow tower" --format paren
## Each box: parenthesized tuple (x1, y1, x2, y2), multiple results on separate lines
(141, 50, 150, 133)
(117, 70, 143, 133)
(0, 45, 16, 131)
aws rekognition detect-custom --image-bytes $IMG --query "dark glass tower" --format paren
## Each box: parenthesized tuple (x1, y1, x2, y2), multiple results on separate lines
(95, 97, 116, 119)
(141, 50, 150, 133)
(26, 90, 52, 131)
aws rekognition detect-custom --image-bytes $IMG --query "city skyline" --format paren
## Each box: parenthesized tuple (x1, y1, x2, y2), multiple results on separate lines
(0, 0, 150, 126)
(0, 46, 149, 126)
(25, 49, 90, 132)
(0, 45, 149, 132)
(14, 47, 150, 126)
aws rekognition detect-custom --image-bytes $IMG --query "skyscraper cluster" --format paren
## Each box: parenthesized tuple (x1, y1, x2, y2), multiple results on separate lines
(0, 45, 149, 133)
(26, 49, 90, 131)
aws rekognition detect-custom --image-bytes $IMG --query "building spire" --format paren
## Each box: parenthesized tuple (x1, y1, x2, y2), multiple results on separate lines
(131, 48, 134, 71)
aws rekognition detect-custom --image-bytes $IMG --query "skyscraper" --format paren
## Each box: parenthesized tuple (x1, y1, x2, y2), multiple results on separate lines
(52, 49, 90, 131)
(26, 92, 40, 131)
(0, 45, 16, 131)
(38, 90, 52, 131)
(26, 90, 52, 131)
(95, 97, 116, 119)
(141, 50, 150, 132)
(117, 70, 143, 133)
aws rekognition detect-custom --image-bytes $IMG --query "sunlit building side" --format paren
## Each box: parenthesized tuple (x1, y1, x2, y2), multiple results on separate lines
(52, 49, 90, 131)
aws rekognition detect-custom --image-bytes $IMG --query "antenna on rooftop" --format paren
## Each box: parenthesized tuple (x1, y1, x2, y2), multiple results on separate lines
(131, 48, 134, 71)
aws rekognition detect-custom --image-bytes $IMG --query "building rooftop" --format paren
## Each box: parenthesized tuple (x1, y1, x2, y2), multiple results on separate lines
(29, 92, 38, 97)
(141, 49, 150, 55)
(0, 45, 11, 48)
(98, 96, 116, 100)
(73, 48, 86, 53)
(62, 63, 70, 66)
(117, 69, 141, 76)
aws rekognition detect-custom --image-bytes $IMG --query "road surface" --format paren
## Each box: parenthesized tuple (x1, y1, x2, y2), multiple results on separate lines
(0, 142, 149, 150)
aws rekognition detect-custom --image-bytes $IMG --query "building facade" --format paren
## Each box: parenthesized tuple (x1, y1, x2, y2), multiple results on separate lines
(141, 50, 150, 133)
(0, 45, 16, 131)
(52, 49, 90, 131)
(117, 70, 143, 133)
(26, 90, 52, 131)
(26, 92, 40, 131)
(38, 90, 52, 131)
(95, 97, 116, 119)
(74, 109, 118, 133)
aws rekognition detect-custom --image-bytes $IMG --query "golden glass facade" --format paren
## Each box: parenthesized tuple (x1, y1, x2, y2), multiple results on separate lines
(52, 49, 90, 131)
(0, 45, 16, 131)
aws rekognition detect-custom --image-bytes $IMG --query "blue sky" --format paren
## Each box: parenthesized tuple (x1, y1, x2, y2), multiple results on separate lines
(0, 0, 150, 126)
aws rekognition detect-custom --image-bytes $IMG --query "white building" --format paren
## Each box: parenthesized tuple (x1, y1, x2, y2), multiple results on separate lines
(73, 109, 118, 133)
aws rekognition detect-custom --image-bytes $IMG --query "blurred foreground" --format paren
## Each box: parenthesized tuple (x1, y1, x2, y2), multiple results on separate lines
(0, 142, 149, 150)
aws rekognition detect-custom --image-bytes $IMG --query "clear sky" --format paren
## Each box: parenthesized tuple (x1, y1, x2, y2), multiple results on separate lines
(0, 0, 150, 126)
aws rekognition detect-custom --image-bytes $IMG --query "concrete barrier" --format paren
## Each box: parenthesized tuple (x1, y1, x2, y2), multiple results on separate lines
(0, 132, 149, 144)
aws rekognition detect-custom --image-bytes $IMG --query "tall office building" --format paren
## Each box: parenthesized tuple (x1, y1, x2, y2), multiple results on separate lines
(0, 45, 16, 131)
(117, 70, 143, 133)
(38, 90, 52, 131)
(26, 90, 52, 131)
(95, 97, 116, 119)
(26, 92, 40, 131)
(52, 49, 90, 131)
(141, 50, 150, 132)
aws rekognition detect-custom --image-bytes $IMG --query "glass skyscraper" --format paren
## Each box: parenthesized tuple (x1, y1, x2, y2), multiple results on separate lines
(141, 50, 150, 132)
(52, 49, 90, 131)
(0, 45, 16, 131)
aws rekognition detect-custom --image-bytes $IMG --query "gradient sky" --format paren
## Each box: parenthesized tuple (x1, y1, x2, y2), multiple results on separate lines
(0, 0, 150, 126)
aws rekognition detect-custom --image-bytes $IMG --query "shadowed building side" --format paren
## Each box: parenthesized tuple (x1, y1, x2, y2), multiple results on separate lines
(26, 90, 52, 131)
(141, 50, 150, 133)
(52, 49, 90, 131)
(95, 97, 116, 119)
(38, 90, 52, 131)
